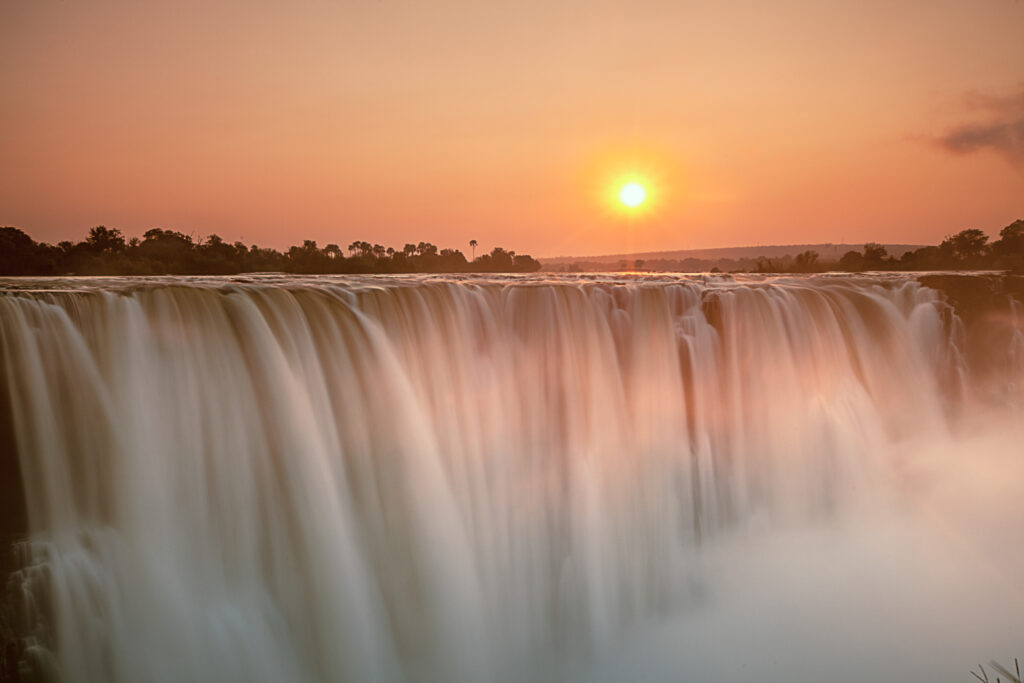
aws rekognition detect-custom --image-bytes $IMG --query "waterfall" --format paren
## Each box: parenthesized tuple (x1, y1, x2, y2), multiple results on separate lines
(1, 274, 1021, 683)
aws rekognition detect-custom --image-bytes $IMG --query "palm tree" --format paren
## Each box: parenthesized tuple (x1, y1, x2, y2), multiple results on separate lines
(469, 239, 478, 261)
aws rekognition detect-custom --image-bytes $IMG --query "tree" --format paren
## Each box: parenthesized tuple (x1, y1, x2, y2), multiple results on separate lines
(839, 250, 865, 271)
(793, 250, 819, 272)
(0, 226, 547, 276)
(899, 245, 943, 270)
(863, 243, 888, 268)
(86, 225, 126, 254)
(941, 229, 989, 263)
(0, 227, 58, 275)
(198, 233, 241, 274)
(993, 219, 1024, 255)
(439, 248, 468, 271)
(477, 247, 515, 271)
(513, 253, 541, 272)
(348, 241, 371, 257)
(469, 239, 478, 261)
(138, 228, 194, 273)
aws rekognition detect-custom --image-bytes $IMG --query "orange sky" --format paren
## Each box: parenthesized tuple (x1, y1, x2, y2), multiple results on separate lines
(1, 0, 1022, 257)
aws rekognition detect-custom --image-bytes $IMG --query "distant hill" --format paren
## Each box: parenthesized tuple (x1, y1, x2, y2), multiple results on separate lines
(541, 243, 924, 272)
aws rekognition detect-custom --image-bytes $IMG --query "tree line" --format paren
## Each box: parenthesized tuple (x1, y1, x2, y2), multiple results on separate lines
(753, 220, 1024, 274)
(0, 227, 541, 276)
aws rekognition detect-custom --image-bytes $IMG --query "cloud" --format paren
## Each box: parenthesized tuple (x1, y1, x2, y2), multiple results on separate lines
(936, 86, 1024, 170)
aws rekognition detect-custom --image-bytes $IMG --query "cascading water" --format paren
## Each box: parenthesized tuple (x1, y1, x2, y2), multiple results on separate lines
(1, 273, 1022, 683)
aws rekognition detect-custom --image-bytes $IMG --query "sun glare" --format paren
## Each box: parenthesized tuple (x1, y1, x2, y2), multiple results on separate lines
(619, 182, 646, 208)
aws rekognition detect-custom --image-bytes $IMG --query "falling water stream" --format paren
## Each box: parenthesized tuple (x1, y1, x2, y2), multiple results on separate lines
(1, 273, 1022, 682)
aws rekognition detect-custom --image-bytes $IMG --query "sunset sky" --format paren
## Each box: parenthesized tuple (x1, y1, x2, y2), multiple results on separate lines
(2, 0, 1022, 257)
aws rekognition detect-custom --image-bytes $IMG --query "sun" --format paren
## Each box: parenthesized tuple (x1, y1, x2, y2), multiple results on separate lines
(618, 182, 646, 208)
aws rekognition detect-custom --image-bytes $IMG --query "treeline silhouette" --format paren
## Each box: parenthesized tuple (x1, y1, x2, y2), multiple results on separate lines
(0, 227, 541, 276)
(750, 219, 1024, 274)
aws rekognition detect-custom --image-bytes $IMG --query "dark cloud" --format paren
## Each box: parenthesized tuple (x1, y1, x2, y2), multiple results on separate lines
(937, 86, 1024, 169)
